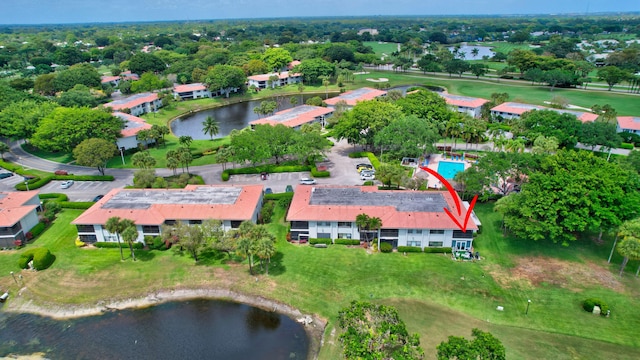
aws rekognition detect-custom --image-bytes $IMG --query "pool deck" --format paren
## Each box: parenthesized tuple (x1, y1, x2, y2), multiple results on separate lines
(416, 154, 472, 189)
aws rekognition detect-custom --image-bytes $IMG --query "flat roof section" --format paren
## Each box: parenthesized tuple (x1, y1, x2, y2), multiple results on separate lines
(266, 105, 325, 123)
(309, 187, 448, 213)
(102, 186, 243, 210)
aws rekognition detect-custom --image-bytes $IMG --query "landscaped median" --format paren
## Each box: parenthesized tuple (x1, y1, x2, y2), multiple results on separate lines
(221, 161, 329, 181)
(0, 159, 114, 191)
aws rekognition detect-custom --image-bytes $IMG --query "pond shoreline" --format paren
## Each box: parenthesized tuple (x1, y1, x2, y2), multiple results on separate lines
(4, 287, 326, 360)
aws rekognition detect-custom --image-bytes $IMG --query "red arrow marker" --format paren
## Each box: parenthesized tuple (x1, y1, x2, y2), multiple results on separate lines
(419, 166, 478, 232)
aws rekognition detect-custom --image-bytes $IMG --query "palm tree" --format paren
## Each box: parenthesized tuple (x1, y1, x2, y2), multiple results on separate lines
(131, 151, 156, 169)
(235, 221, 256, 274)
(166, 150, 180, 175)
(121, 224, 138, 262)
(355, 214, 371, 243)
(320, 76, 330, 99)
(105, 216, 125, 261)
(179, 135, 193, 149)
(251, 227, 276, 275)
(617, 219, 640, 276)
(471, 47, 479, 59)
(369, 217, 382, 250)
(202, 116, 220, 140)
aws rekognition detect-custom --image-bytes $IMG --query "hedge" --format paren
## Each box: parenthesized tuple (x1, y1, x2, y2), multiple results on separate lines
(264, 192, 294, 201)
(380, 242, 393, 253)
(397, 246, 423, 253)
(309, 238, 332, 245)
(59, 201, 94, 209)
(95, 242, 144, 249)
(423, 247, 452, 253)
(39, 193, 69, 202)
(583, 298, 609, 316)
(310, 167, 330, 177)
(14, 174, 115, 191)
(29, 222, 47, 238)
(620, 143, 634, 150)
(334, 239, 361, 245)
(18, 247, 55, 270)
(348, 151, 380, 170)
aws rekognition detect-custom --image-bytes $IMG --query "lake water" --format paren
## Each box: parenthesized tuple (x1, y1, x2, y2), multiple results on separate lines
(171, 93, 334, 140)
(447, 45, 495, 60)
(0, 299, 309, 359)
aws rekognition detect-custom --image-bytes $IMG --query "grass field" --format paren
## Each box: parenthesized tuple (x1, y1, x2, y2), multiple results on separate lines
(364, 41, 398, 57)
(2, 202, 640, 359)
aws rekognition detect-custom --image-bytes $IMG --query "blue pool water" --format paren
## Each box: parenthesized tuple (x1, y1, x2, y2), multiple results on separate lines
(437, 161, 465, 179)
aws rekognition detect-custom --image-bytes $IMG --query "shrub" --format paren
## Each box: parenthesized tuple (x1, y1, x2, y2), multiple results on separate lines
(149, 236, 168, 250)
(309, 238, 332, 245)
(583, 298, 609, 316)
(221, 171, 230, 181)
(397, 246, 423, 253)
(349, 151, 368, 158)
(18, 247, 55, 270)
(380, 242, 393, 253)
(39, 193, 69, 202)
(362, 180, 375, 186)
(423, 247, 452, 253)
(620, 142, 634, 150)
(59, 201, 94, 209)
(29, 222, 47, 238)
(310, 167, 331, 177)
(94, 242, 144, 249)
(265, 193, 294, 201)
(334, 239, 361, 245)
(260, 200, 275, 223)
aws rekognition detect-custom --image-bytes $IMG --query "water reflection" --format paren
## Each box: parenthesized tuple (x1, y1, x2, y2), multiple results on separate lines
(0, 299, 309, 359)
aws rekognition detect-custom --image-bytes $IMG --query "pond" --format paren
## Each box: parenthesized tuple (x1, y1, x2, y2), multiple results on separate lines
(447, 45, 495, 60)
(171, 93, 334, 140)
(0, 299, 309, 359)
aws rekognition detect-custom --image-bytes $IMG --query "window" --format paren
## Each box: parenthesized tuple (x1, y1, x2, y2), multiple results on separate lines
(408, 229, 422, 234)
(338, 233, 352, 239)
(453, 230, 473, 239)
(317, 221, 331, 227)
(0, 222, 23, 236)
(230, 221, 242, 229)
(317, 233, 331, 239)
(337, 222, 352, 227)
(380, 229, 398, 237)
(142, 225, 159, 234)
(79, 234, 97, 243)
(428, 241, 444, 247)
(291, 221, 309, 229)
(76, 225, 94, 233)
(164, 220, 177, 225)
(189, 220, 202, 225)
(407, 241, 421, 247)
(430, 229, 445, 234)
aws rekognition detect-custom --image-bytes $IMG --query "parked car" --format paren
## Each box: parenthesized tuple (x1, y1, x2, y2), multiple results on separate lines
(360, 169, 376, 176)
(92, 195, 104, 202)
(299, 177, 317, 185)
(54, 170, 68, 175)
(60, 180, 74, 189)
(357, 165, 373, 173)
(361, 173, 375, 181)
(264, 187, 273, 194)
(0, 172, 14, 179)
(356, 163, 372, 170)
(285, 185, 294, 193)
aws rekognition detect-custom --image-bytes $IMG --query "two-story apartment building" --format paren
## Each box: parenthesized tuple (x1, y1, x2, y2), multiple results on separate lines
(250, 105, 333, 130)
(113, 112, 153, 150)
(104, 92, 162, 116)
(439, 93, 488, 118)
(172, 83, 212, 100)
(286, 186, 479, 251)
(490, 102, 598, 122)
(72, 185, 264, 245)
(0, 191, 41, 248)
(247, 71, 302, 90)
(616, 116, 640, 133)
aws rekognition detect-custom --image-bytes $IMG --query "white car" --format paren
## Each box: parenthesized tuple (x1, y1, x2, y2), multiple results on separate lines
(299, 177, 317, 185)
(60, 180, 74, 189)
(361, 173, 375, 181)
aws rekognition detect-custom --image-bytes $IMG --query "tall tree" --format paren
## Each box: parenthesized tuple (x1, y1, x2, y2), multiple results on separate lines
(598, 66, 629, 91)
(202, 116, 220, 140)
(131, 151, 157, 169)
(374, 115, 439, 158)
(121, 224, 138, 262)
(251, 226, 276, 275)
(261, 47, 293, 72)
(128, 53, 166, 74)
(205, 64, 246, 98)
(617, 219, 640, 276)
(338, 301, 424, 360)
(73, 138, 118, 175)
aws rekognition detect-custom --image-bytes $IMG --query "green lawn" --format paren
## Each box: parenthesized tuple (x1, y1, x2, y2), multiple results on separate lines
(21, 143, 75, 164)
(364, 41, 399, 57)
(3, 202, 640, 359)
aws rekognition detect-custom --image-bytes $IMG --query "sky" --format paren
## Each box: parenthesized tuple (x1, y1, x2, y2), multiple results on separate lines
(0, 0, 638, 25)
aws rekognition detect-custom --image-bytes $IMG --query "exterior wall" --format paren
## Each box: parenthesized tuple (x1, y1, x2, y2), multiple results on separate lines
(618, 125, 639, 134)
(19, 210, 39, 236)
(174, 89, 212, 100)
(490, 111, 520, 120)
(290, 221, 474, 249)
(0, 207, 39, 248)
(117, 136, 140, 151)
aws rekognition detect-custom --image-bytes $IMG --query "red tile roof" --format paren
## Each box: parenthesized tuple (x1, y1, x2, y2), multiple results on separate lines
(287, 186, 477, 231)
(248, 71, 300, 82)
(113, 112, 152, 137)
(0, 191, 39, 227)
(104, 93, 158, 111)
(250, 105, 333, 128)
(173, 83, 207, 93)
(490, 102, 545, 115)
(324, 87, 387, 106)
(441, 93, 489, 109)
(72, 185, 263, 226)
(617, 116, 640, 131)
(101, 75, 120, 84)
(288, 60, 301, 69)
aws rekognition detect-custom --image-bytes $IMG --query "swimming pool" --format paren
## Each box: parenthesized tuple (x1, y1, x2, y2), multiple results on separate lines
(437, 161, 465, 180)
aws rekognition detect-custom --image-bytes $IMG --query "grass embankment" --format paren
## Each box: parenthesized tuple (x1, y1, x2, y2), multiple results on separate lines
(2, 202, 640, 359)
